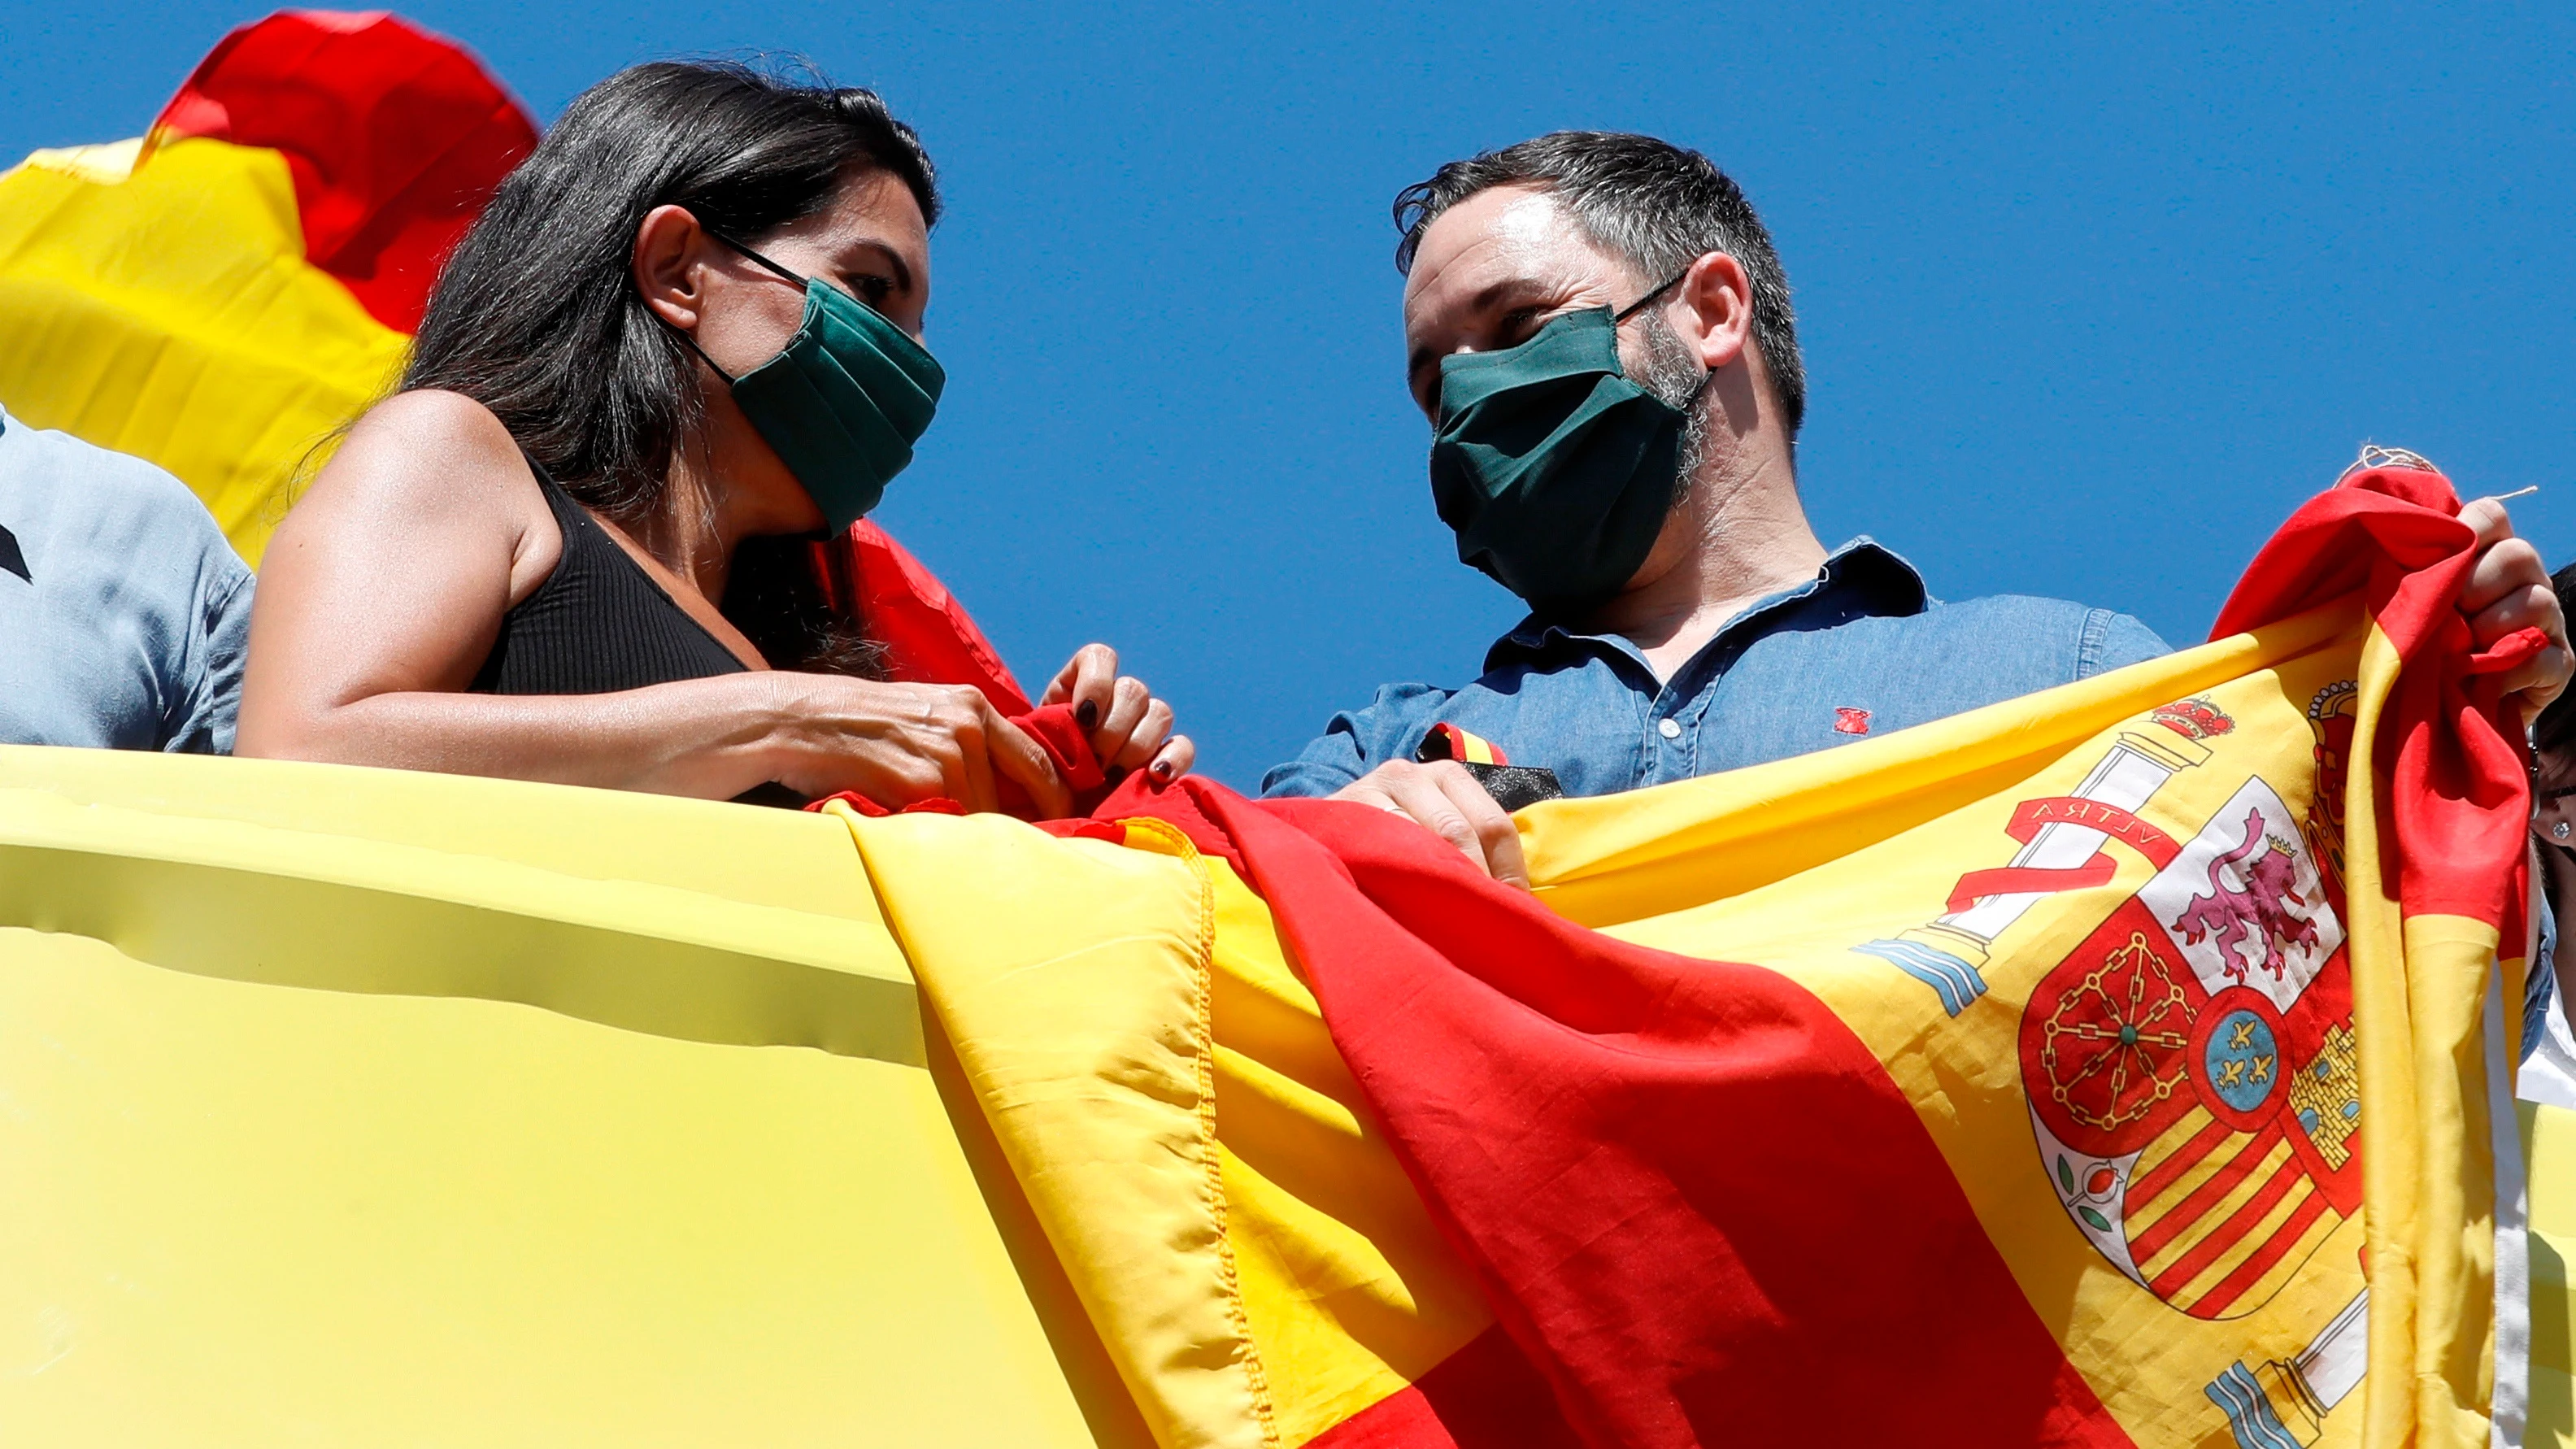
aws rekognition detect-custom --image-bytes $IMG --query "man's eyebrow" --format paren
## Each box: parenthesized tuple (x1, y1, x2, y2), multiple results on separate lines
(1406, 277, 1543, 381)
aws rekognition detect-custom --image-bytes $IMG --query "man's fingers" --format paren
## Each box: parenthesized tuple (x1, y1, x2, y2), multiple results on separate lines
(1372, 767, 1486, 868)
(2466, 581, 2556, 649)
(1431, 764, 1530, 890)
(1326, 764, 1523, 886)
(2506, 645, 2574, 722)
(2460, 496, 2514, 551)
(1369, 762, 1521, 884)
(2462, 533, 2547, 617)
(987, 712, 1073, 819)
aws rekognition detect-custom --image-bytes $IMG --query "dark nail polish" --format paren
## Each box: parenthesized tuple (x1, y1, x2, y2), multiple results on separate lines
(1150, 759, 1174, 783)
(1076, 699, 1099, 729)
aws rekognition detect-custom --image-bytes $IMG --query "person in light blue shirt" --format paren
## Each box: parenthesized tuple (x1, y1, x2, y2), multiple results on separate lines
(1264, 133, 2569, 891)
(1262, 537, 2173, 805)
(0, 406, 253, 752)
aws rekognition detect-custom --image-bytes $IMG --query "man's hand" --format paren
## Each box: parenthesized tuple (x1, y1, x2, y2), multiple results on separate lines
(1333, 759, 1530, 890)
(2459, 497, 2571, 721)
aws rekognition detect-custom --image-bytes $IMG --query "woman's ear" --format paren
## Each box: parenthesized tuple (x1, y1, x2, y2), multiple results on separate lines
(2539, 785, 2576, 844)
(1679, 250, 1754, 372)
(633, 204, 712, 332)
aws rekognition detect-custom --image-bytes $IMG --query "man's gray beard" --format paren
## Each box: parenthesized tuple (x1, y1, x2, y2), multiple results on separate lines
(1634, 310, 1712, 510)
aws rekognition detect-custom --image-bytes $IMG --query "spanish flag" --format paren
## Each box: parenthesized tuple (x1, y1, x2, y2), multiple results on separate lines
(0, 12, 2565, 1449)
(859, 463, 2549, 1448)
(0, 462, 2554, 1444)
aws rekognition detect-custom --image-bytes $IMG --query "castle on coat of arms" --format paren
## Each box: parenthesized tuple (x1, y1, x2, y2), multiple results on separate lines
(2285, 1023, 2360, 1172)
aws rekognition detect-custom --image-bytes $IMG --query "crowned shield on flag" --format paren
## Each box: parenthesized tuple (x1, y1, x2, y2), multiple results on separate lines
(2018, 761, 2361, 1321)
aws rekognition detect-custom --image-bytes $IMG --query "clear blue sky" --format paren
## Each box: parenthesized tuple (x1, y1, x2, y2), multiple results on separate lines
(9, 3, 2575, 787)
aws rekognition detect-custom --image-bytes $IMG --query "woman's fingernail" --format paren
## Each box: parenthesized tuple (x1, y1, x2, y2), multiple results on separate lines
(1076, 699, 1099, 729)
(1150, 759, 1174, 783)
(1105, 764, 1130, 785)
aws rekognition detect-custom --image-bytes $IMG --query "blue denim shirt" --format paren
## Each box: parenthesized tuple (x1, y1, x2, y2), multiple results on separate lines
(0, 407, 253, 752)
(1262, 539, 2172, 799)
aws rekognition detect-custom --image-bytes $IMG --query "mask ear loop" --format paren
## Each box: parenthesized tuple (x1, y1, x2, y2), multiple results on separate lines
(1612, 268, 1690, 323)
(703, 228, 811, 290)
(670, 328, 737, 385)
(658, 227, 812, 385)
(1613, 268, 1718, 407)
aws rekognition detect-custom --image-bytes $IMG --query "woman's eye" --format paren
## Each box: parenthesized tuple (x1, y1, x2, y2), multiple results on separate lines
(852, 274, 895, 306)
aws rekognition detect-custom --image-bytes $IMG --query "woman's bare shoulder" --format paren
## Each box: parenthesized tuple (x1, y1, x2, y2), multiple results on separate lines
(267, 389, 558, 594)
(339, 389, 529, 490)
(294, 389, 548, 536)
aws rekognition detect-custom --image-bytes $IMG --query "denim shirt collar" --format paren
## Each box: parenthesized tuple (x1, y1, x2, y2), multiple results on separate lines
(1484, 537, 1930, 675)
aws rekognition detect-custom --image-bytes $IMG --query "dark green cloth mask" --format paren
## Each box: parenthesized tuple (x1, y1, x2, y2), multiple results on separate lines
(697, 233, 945, 533)
(1428, 275, 1700, 610)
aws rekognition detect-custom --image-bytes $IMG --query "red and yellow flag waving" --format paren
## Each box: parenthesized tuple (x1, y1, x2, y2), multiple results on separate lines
(0, 11, 533, 557)
(855, 464, 2548, 1448)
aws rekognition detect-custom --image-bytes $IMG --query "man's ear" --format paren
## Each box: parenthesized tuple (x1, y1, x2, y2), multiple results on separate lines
(633, 203, 712, 333)
(1677, 250, 1755, 372)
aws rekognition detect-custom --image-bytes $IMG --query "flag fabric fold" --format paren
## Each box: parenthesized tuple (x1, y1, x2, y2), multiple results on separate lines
(146, 10, 542, 333)
(874, 463, 2538, 1448)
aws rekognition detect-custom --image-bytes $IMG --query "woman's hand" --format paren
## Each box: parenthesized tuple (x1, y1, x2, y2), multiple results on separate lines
(768, 675, 1071, 816)
(1042, 643, 1195, 784)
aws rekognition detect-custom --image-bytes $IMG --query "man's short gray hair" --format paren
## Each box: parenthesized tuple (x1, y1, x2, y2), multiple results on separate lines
(1394, 131, 1806, 438)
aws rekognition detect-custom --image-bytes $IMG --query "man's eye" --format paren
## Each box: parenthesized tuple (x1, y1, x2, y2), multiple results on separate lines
(1497, 307, 1544, 346)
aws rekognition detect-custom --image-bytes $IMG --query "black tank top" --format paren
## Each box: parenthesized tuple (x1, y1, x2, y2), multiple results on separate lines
(469, 455, 750, 695)
(471, 454, 803, 807)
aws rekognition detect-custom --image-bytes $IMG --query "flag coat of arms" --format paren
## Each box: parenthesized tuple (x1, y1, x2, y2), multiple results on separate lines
(846, 466, 2543, 1449)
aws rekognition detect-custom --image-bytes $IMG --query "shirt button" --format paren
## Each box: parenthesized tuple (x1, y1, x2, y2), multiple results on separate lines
(1657, 717, 1682, 741)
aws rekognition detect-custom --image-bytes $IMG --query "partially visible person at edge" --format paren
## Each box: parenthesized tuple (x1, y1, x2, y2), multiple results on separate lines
(239, 63, 1187, 813)
(0, 407, 252, 753)
(1262, 131, 2571, 890)
(2517, 561, 2576, 1086)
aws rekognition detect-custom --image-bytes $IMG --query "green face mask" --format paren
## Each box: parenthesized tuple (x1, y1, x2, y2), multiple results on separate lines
(1428, 274, 1699, 610)
(697, 233, 945, 533)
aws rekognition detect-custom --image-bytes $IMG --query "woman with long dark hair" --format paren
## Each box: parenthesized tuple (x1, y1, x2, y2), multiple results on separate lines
(237, 62, 1186, 812)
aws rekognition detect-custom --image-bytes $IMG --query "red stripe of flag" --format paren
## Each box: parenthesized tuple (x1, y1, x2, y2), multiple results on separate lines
(2126, 1115, 2234, 1204)
(1142, 780, 2133, 1448)
(2190, 1188, 2334, 1321)
(2122, 1108, 2287, 1258)
(2128, 1120, 2282, 1264)
(152, 10, 537, 333)
(1305, 1326, 1579, 1448)
(2147, 1152, 2310, 1304)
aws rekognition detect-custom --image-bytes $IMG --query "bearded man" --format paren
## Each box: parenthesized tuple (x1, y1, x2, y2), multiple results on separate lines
(1260, 132, 2568, 888)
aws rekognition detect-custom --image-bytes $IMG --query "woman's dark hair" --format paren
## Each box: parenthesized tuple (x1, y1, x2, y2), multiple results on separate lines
(402, 60, 938, 675)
